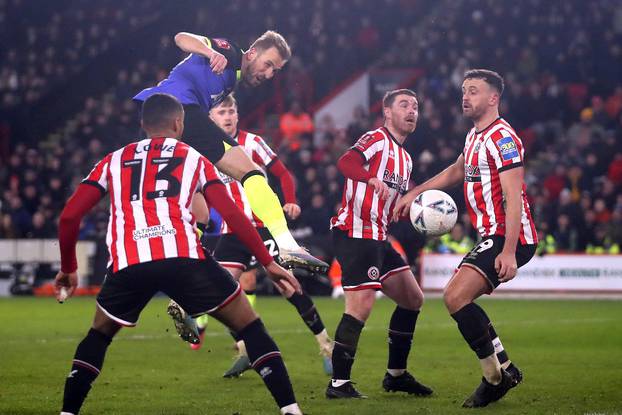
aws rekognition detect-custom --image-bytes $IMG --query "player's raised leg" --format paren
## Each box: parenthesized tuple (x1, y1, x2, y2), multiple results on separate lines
(215, 147, 328, 273)
(380, 269, 433, 396)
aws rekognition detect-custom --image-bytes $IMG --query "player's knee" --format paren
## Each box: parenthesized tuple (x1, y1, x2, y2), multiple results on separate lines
(240, 169, 264, 185)
(91, 319, 121, 339)
(91, 307, 123, 337)
(345, 291, 375, 321)
(443, 286, 467, 313)
(408, 291, 424, 310)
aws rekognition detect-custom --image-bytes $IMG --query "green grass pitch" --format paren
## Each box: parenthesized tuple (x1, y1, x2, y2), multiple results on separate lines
(1, 296, 621, 414)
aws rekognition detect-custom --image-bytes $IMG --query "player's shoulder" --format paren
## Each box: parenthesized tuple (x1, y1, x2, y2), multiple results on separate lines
(206, 36, 242, 52)
(355, 127, 388, 147)
(464, 126, 476, 139)
(485, 118, 519, 141)
(178, 140, 208, 162)
(111, 139, 144, 158)
(241, 129, 275, 151)
(239, 129, 263, 143)
(205, 36, 243, 68)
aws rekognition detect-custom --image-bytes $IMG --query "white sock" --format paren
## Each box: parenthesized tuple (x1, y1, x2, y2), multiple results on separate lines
(274, 232, 300, 251)
(331, 379, 349, 387)
(60, 412, 75, 415)
(387, 368, 405, 377)
(492, 335, 511, 369)
(280, 403, 302, 415)
(480, 354, 502, 384)
(237, 340, 248, 357)
(315, 329, 330, 345)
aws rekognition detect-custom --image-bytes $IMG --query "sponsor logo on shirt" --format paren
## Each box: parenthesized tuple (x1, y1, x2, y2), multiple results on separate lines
(464, 164, 481, 182)
(133, 225, 177, 241)
(496, 136, 519, 160)
(383, 169, 408, 194)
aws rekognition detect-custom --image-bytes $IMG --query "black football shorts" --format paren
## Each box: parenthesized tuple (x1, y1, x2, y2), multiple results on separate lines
(459, 235, 536, 291)
(332, 228, 410, 291)
(182, 104, 239, 164)
(96, 255, 240, 326)
(214, 227, 279, 271)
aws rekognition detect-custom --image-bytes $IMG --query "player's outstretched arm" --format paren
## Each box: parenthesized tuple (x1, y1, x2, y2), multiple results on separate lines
(56, 184, 104, 300)
(337, 149, 390, 199)
(393, 154, 465, 220)
(174, 32, 227, 74)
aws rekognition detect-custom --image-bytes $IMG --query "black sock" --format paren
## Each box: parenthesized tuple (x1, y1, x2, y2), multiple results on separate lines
(62, 329, 112, 414)
(471, 303, 510, 365)
(387, 306, 419, 371)
(239, 318, 296, 408)
(451, 303, 494, 359)
(332, 313, 364, 380)
(287, 292, 325, 335)
(229, 329, 241, 342)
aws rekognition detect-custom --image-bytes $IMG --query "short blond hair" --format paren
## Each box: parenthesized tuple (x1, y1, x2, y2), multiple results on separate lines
(217, 94, 237, 108)
(249, 30, 291, 61)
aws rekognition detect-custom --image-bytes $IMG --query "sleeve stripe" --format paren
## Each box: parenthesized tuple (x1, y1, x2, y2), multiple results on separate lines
(265, 158, 277, 169)
(202, 179, 223, 193)
(81, 180, 107, 196)
(498, 162, 523, 173)
(351, 147, 367, 161)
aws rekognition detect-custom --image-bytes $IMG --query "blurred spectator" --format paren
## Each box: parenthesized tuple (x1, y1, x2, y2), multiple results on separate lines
(279, 101, 314, 151)
(608, 153, 622, 185)
(543, 165, 568, 203)
(299, 193, 332, 236)
(426, 223, 474, 254)
(586, 226, 620, 254)
(554, 214, 579, 252)
(26, 211, 55, 238)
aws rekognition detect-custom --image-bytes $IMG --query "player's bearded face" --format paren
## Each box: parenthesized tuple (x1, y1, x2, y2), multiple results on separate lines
(243, 47, 285, 86)
(388, 95, 419, 135)
(462, 78, 492, 120)
(209, 105, 238, 136)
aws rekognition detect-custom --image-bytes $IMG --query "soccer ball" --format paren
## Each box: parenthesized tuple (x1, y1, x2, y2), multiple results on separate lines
(409, 190, 458, 236)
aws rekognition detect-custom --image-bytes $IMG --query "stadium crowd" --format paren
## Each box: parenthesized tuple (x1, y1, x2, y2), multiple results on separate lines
(0, 0, 161, 109)
(1, 0, 622, 259)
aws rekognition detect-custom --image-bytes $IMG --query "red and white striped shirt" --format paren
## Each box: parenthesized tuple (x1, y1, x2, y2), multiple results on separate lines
(331, 127, 412, 240)
(218, 130, 277, 233)
(83, 137, 220, 272)
(462, 118, 538, 244)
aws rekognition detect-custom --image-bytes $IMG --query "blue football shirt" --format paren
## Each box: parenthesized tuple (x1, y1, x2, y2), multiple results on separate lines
(134, 37, 243, 112)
